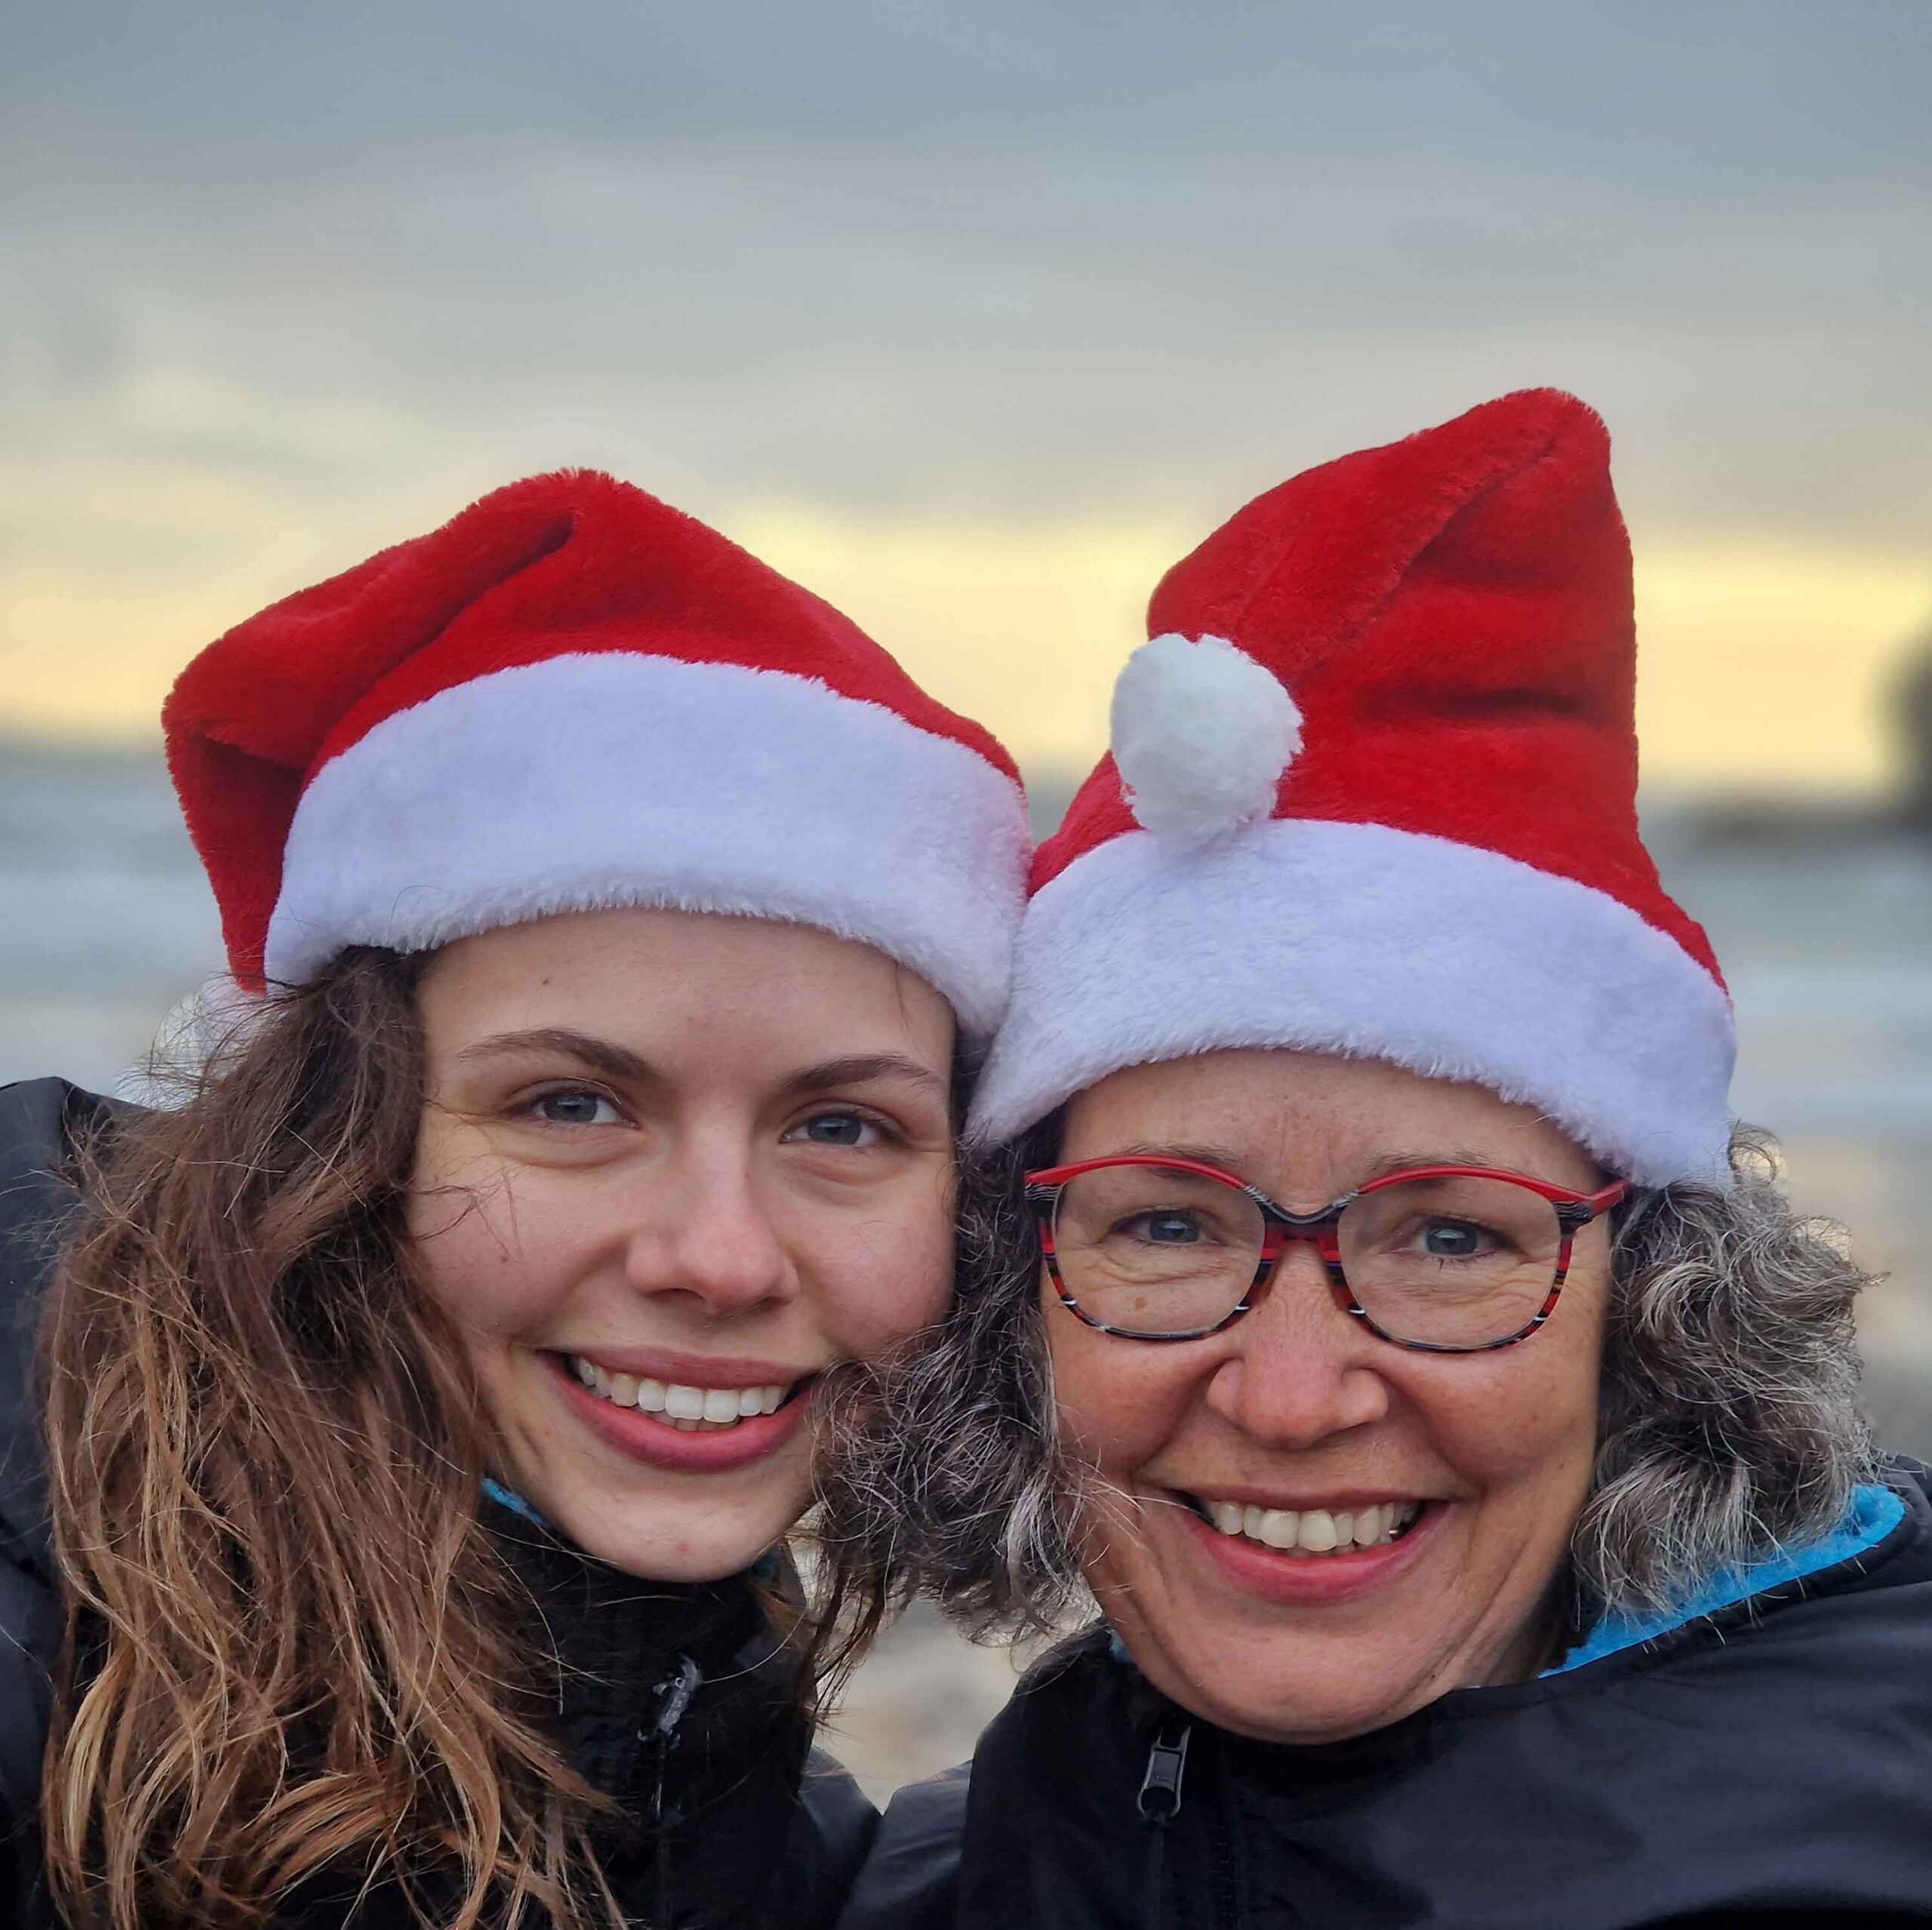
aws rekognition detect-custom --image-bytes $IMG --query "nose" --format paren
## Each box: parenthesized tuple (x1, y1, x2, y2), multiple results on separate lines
(1203, 1244, 1391, 1446)
(621, 1147, 798, 1318)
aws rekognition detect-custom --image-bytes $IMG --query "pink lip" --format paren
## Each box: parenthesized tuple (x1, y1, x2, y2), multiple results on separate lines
(546, 1355, 814, 1474)
(1183, 1501, 1444, 1606)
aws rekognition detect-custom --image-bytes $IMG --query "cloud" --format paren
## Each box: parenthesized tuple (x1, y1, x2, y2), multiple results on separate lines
(2, 3, 1927, 776)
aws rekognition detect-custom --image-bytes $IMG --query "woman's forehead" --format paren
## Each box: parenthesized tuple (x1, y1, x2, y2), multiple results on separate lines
(416, 907, 957, 1091)
(1059, 1050, 1598, 1190)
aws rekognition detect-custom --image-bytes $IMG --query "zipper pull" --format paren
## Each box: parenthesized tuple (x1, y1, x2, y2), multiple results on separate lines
(1137, 1725, 1190, 1824)
(645, 1655, 702, 1924)
(1138, 1726, 1191, 1930)
(650, 1654, 702, 1744)
(644, 1655, 701, 1829)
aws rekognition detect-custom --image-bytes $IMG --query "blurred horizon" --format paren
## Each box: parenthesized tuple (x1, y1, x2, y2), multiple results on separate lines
(5, 3, 1930, 790)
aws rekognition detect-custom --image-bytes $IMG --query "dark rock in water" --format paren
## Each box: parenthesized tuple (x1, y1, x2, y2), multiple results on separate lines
(1668, 793, 1897, 854)
(1900, 629, 1932, 833)
(1654, 617, 1932, 851)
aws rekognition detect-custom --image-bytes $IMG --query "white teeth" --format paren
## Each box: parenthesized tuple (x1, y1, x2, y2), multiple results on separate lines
(1258, 1509, 1298, 1549)
(567, 1361, 795, 1431)
(1300, 1509, 1339, 1552)
(1201, 1497, 1421, 1556)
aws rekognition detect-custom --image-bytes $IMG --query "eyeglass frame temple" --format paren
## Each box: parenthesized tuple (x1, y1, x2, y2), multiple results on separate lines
(1023, 1156, 1630, 1352)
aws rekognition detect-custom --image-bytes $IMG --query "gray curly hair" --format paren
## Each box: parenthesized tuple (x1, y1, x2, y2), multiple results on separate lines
(815, 1119, 1880, 1642)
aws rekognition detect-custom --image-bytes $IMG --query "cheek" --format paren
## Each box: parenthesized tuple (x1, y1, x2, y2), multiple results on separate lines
(1417, 1303, 1605, 1513)
(407, 1147, 572, 1341)
(802, 1192, 955, 1354)
(1044, 1288, 1189, 1476)
(1524, 1283, 1608, 1472)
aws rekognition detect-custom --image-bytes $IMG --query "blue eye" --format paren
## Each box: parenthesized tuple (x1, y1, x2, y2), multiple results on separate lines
(786, 1111, 881, 1149)
(533, 1090, 622, 1127)
(1416, 1219, 1493, 1260)
(1127, 1211, 1206, 1245)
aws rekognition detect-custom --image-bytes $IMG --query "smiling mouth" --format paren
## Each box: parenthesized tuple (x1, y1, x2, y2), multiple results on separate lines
(561, 1355, 806, 1433)
(1188, 1494, 1427, 1556)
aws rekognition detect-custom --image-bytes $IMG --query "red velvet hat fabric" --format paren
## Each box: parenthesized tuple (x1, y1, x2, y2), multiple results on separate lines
(163, 469, 1027, 1014)
(1037, 389, 1717, 979)
(972, 391, 1736, 1184)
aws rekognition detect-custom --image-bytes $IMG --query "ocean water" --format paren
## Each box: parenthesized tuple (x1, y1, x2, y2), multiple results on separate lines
(5, 737, 1931, 1793)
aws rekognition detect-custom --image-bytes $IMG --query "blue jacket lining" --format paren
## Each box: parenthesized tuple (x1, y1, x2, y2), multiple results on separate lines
(1549, 1481, 1905, 1673)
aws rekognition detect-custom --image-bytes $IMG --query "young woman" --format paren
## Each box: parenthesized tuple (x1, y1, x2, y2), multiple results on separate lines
(0, 468, 1029, 1928)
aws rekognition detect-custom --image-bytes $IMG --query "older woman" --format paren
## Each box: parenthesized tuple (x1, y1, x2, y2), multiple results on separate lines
(836, 391, 1932, 1929)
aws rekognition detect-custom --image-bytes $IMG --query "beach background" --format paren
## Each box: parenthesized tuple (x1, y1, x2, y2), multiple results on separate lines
(4, 740, 1930, 1796)
(5, 2, 1929, 1800)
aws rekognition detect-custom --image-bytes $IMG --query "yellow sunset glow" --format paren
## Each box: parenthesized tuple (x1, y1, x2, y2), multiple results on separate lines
(4, 494, 1925, 794)
(706, 513, 1932, 793)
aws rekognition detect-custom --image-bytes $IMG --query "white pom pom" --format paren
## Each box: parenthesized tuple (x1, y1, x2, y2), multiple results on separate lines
(1110, 633, 1303, 848)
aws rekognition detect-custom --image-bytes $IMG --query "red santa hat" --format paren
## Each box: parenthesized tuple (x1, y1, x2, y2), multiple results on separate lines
(971, 389, 1736, 1186)
(165, 468, 1030, 1037)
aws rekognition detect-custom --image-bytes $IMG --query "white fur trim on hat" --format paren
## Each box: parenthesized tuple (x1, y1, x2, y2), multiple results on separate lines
(1111, 633, 1303, 847)
(969, 818, 1736, 1187)
(265, 653, 1030, 1036)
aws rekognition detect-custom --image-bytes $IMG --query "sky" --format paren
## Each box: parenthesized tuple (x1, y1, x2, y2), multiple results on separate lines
(3, 1, 1928, 790)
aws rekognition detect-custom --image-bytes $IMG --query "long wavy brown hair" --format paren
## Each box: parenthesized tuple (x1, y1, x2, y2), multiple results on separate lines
(41, 948, 630, 1930)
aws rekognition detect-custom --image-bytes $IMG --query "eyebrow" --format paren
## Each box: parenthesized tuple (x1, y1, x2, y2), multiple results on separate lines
(777, 1053, 950, 1105)
(1108, 1139, 1256, 1171)
(1100, 1141, 1506, 1185)
(1358, 1147, 1503, 1180)
(455, 1027, 656, 1084)
(451, 1033, 948, 1104)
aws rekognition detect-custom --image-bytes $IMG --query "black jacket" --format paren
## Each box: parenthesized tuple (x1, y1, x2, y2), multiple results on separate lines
(841, 1473, 1932, 1929)
(0, 1078, 875, 1928)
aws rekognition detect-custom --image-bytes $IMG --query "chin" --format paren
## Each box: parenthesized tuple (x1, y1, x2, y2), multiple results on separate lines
(1134, 1627, 1445, 1747)
(598, 1539, 772, 1585)
(542, 1491, 801, 1584)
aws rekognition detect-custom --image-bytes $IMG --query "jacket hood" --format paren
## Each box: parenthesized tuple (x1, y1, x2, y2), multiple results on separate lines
(0, 1079, 112, 1584)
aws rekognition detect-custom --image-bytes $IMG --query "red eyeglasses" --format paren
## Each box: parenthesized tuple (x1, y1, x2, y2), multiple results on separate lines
(1024, 1156, 1627, 1352)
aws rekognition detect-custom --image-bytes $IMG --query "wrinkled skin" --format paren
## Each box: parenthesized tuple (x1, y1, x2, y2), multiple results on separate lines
(409, 907, 956, 1581)
(1049, 1049, 1613, 1744)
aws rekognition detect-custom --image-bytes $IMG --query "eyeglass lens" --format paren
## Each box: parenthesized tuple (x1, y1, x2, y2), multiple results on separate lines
(1048, 1165, 1567, 1347)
